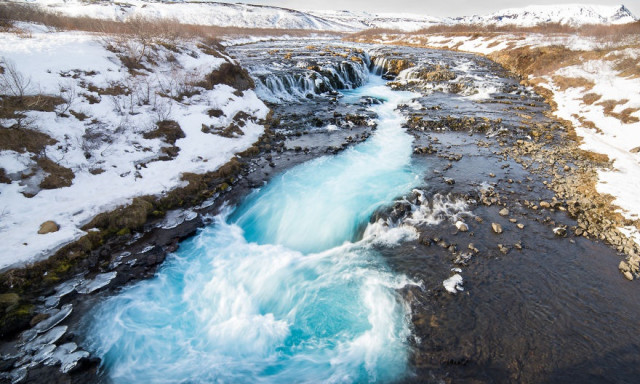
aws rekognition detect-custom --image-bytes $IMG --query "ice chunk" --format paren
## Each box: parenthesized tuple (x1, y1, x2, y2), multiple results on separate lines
(24, 326, 67, 352)
(53, 277, 83, 298)
(34, 304, 72, 334)
(443, 274, 464, 293)
(76, 272, 117, 294)
(161, 210, 198, 229)
(59, 350, 90, 373)
(31, 344, 56, 364)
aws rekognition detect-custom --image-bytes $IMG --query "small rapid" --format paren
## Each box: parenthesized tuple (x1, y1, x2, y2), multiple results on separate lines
(84, 75, 421, 383)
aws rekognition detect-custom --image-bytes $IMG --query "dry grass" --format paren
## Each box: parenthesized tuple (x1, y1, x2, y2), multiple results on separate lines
(596, 99, 640, 123)
(611, 56, 640, 79)
(552, 76, 595, 91)
(0, 127, 56, 153)
(572, 114, 602, 133)
(37, 157, 74, 189)
(351, 21, 640, 43)
(0, 95, 64, 120)
(582, 93, 602, 105)
(0, 2, 337, 40)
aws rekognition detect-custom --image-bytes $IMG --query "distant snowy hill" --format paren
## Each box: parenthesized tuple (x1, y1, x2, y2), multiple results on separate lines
(13, 1, 640, 32)
(22, 0, 358, 31)
(455, 4, 637, 27)
(307, 10, 443, 32)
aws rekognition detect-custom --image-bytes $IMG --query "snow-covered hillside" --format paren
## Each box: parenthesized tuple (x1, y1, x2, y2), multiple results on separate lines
(307, 10, 442, 32)
(456, 4, 637, 27)
(19, 0, 358, 31)
(14, 1, 639, 32)
(0, 23, 268, 270)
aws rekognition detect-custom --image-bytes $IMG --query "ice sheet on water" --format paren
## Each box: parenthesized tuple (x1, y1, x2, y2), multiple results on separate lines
(75, 272, 117, 294)
(53, 277, 83, 298)
(44, 342, 89, 373)
(161, 210, 198, 229)
(33, 304, 72, 334)
(24, 326, 67, 352)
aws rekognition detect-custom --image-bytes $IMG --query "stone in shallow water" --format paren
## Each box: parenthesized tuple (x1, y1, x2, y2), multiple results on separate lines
(455, 220, 469, 232)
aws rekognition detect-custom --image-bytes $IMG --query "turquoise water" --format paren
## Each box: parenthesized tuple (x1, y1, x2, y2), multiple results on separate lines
(85, 76, 421, 383)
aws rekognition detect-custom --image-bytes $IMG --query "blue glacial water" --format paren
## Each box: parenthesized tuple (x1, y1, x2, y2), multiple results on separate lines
(84, 75, 422, 383)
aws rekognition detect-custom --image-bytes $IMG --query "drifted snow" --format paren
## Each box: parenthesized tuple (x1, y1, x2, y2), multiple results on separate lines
(0, 27, 268, 269)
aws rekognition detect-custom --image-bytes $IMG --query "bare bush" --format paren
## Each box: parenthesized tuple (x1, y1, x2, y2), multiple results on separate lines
(0, 58, 32, 99)
(55, 82, 76, 117)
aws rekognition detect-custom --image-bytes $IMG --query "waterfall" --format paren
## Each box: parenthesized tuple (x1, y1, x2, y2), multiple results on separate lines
(253, 55, 370, 103)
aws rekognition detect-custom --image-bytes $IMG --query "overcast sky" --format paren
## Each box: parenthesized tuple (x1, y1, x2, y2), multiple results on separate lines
(233, 1, 639, 18)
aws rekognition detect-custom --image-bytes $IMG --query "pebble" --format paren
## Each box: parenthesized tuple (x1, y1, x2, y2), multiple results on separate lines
(517, 223, 525, 229)
(499, 208, 509, 216)
(492, 223, 503, 234)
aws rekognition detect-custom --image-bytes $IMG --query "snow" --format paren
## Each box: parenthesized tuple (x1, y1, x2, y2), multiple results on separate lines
(0, 27, 268, 270)
(548, 60, 640, 225)
(459, 4, 637, 27)
(14, 1, 638, 33)
(23, 0, 358, 31)
(443, 274, 464, 293)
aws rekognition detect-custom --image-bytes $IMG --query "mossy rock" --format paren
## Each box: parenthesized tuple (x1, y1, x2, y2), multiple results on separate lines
(0, 302, 33, 340)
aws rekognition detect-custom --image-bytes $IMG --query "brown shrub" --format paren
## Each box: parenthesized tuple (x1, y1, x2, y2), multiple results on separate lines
(143, 120, 185, 145)
(199, 62, 254, 91)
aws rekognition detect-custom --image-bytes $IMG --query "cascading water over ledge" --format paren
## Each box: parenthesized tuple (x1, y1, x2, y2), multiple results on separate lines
(83, 73, 424, 383)
(233, 42, 372, 103)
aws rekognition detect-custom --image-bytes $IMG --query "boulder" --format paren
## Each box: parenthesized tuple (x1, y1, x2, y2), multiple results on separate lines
(38, 221, 59, 234)
(455, 221, 469, 232)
